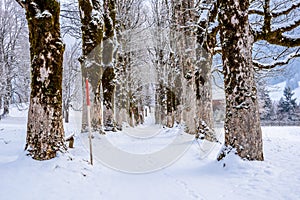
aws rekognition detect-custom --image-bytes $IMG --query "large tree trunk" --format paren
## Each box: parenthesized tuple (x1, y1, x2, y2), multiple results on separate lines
(78, 0, 104, 133)
(195, 18, 216, 142)
(102, 0, 117, 131)
(195, 51, 215, 140)
(172, 0, 197, 133)
(17, 0, 66, 160)
(218, 0, 264, 161)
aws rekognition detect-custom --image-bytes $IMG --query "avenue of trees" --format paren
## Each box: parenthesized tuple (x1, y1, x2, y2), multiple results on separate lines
(0, 0, 299, 161)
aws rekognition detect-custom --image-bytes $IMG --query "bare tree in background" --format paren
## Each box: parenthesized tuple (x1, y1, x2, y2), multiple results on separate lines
(62, 42, 81, 123)
(61, 0, 82, 40)
(115, 0, 147, 127)
(0, 0, 29, 118)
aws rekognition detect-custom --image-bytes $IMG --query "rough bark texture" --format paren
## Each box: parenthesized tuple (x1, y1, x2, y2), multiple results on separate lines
(182, 0, 197, 134)
(171, 0, 197, 133)
(17, 0, 66, 160)
(218, 0, 264, 161)
(195, 17, 216, 141)
(78, 0, 104, 132)
(102, 0, 117, 131)
(195, 51, 215, 140)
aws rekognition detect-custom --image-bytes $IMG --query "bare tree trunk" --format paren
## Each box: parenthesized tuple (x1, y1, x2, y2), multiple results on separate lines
(195, 18, 216, 141)
(78, 0, 104, 133)
(64, 103, 70, 123)
(172, 0, 197, 133)
(111, 84, 117, 131)
(2, 76, 11, 117)
(218, 0, 264, 161)
(16, 0, 66, 160)
(102, 0, 117, 131)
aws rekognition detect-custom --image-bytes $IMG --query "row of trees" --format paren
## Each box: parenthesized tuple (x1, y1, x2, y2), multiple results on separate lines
(6, 0, 300, 161)
(148, 0, 300, 160)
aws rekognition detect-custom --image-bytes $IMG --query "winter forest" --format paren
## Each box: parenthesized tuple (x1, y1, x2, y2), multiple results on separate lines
(1, 0, 300, 199)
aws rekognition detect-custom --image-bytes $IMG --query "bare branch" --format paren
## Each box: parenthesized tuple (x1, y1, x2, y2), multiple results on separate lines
(213, 46, 222, 54)
(249, 1, 300, 17)
(253, 49, 300, 70)
(15, 0, 26, 8)
(253, 0, 300, 47)
(249, 8, 264, 16)
(266, 33, 300, 47)
(272, 1, 300, 17)
(273, 17, 300, 33)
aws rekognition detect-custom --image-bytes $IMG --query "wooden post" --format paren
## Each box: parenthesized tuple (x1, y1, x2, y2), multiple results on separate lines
(86, 78, 93, 165)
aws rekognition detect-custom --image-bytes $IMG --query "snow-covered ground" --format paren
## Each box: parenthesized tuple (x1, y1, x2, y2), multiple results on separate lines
(0, 106, 300, 200)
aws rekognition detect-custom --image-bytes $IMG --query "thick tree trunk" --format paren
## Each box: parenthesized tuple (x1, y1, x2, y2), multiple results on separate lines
(102, 0, 117, 131)
(195, 18, 216, 141)
(79, 0, 104, 133)
(218, 0, 264, 161)
(195, 52, 215, 140)
(156, 51, 167, 126)
(19, 0, 65, 160)
(172, 0, 197, 133)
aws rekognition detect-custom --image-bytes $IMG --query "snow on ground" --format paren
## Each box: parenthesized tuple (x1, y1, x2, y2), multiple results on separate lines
(0, 107, 300, 200)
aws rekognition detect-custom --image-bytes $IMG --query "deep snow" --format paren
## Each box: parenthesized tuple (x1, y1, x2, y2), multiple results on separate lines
(0, 106, 300, 200)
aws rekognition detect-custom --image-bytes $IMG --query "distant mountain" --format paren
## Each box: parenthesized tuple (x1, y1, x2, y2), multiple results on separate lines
(267, 58, 300, 89)
(268, 81, 300, 103)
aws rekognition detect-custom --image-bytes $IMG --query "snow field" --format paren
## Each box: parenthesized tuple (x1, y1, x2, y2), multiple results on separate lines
(0, 107, 300, 200)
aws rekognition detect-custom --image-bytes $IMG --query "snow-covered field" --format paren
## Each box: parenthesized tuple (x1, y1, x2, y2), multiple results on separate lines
(0, 106, 300, 200)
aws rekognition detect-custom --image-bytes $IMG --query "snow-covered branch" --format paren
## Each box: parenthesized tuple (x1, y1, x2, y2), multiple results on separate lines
(213, 46, 222, 54)
(253, 50, 300, 70)
(256, 31, 300, 47)
(249, 1, 300, 17)
(272, 1, 300, 17)
(253, 0, 300, 47)
(15, 0, 25, 8)
(272, 17, 300, 33)
(249, 8, 264, 16)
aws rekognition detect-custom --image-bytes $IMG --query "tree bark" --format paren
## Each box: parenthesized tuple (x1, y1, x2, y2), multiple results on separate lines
(16, 0, 66, 160)
(195, 17, 216, 141)
(218, 0, 264, 161)
(195, 50, 214, 140)
(78, 0, 104, 133)
(102, 0, 117, 131)
(172, 0, 197, 133)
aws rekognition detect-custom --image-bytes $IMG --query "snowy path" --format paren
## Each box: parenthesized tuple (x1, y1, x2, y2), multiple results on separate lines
(0, 108, 300, 200)
(79, 113, 195, 173)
